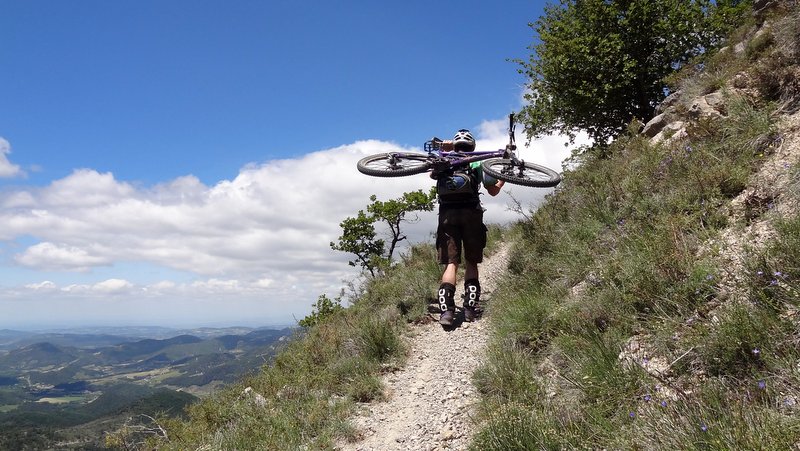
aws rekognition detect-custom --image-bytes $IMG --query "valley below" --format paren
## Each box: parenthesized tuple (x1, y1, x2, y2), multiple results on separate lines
(0, 325, 294, 450)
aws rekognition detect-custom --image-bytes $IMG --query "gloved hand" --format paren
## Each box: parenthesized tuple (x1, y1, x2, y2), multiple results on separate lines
(424, 138, 442, 152)
(429, 158, 451, 179)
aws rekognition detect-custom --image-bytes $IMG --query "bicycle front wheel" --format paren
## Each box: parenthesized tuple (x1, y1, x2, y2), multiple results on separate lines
(357, 153, 431, 177)
(482, 158, 561, 187)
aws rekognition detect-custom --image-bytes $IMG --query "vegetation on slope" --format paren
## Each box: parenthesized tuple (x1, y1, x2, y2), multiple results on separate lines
(135, 243, 447, 449)
(472, 4, 800, 449)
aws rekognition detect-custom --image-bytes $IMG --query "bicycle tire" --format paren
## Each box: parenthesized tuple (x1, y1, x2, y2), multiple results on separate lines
(482, 158, 561, 187)
(357, 153, 431, 177)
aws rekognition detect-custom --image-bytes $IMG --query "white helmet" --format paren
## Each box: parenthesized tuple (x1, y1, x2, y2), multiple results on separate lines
(453, 129, 476, 152)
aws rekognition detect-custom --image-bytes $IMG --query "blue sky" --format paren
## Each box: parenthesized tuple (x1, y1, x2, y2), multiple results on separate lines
(0, 1, 584, 330)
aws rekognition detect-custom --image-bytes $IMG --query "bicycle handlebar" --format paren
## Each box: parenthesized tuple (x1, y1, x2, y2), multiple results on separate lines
(424, 112, 518, 154)
(424, 137, 454, 152)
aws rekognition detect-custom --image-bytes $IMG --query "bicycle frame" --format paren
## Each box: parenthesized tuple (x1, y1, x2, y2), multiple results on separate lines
(429, 149, 509, 169)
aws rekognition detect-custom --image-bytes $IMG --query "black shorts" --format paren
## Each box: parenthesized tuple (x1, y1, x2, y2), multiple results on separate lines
(436, 206, 488, 265)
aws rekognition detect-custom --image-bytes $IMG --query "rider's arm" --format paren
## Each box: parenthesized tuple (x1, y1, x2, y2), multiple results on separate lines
(483, 171, 504, 196)
(486, 179, 504, 196)
(439, 140, 454, 151)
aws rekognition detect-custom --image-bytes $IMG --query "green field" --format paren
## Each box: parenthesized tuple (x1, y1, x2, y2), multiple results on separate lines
(36, 394, 93, 404)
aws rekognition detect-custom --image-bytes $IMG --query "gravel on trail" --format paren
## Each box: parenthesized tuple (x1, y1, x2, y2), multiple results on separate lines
(337, 242, 512, 451)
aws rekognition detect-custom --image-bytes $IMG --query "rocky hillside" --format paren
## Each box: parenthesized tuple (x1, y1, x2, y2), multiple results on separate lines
(469, 3, 800, 449)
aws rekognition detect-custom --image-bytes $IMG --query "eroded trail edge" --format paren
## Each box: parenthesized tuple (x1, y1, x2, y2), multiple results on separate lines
(338, 242, 512, 451)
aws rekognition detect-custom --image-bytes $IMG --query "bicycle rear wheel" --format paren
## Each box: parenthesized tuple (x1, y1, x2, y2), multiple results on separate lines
(357, 153, 431, 177)
(482, 158, 561, 187)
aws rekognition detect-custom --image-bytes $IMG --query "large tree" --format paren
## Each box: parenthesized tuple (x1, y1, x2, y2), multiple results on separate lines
(518, 0, 749, 146)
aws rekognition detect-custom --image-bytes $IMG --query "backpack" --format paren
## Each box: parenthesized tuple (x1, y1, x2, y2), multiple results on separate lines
(436, 167, 480, 205)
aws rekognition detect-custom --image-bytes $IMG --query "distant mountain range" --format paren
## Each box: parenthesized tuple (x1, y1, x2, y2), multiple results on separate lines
(0, 325, 296, 450)
(0, 325, 294, 351)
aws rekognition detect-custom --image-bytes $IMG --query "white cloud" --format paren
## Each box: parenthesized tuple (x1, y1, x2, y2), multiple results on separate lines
(24, 280, 58, 291)
(92, 278, 134, 294)
(15, 242, 112, 271)
(0, 137, 25, 178)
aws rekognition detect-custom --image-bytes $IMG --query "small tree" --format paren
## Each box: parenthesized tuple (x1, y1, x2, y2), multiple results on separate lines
(331, 188, 437, 277)
(298, 294, 344, 328)
(330, 210, 386, 278)
(366, 188, 437, 262)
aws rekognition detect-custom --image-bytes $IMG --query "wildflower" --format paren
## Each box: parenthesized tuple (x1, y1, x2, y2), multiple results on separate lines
(774, 271, 783, 277)
(770, 280, 778, 286)
(752, 348, 761, 356)
(644, 394, 652, 402)
(629, 412, 636, 418)
(758, 380, 766, 390)
(705, 274, 714, 281)
(700, 423, 708, 432)
(661, 400, 668, 407)
(757, 270, 764, 276)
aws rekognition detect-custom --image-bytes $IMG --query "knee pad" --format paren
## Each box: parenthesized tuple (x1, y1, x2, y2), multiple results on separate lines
(464, 279, 481, 308)
(438, 283, 456, 311)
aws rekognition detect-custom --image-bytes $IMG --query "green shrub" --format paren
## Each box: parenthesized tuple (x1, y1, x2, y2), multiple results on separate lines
(696, 303, 774, 377)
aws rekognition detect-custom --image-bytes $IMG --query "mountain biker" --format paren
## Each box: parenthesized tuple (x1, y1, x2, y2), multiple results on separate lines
(431, 129, 504, 326)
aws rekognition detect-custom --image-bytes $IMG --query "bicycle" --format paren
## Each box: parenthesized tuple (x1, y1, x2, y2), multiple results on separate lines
(356, 113, 561, 187)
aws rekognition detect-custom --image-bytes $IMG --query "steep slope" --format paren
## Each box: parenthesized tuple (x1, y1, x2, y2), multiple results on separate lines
(469, 5, 800, 448)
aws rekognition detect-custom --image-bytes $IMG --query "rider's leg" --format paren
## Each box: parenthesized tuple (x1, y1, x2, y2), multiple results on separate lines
(438, 275, 457, 326)
(464, 260, 478, 282)
(436, 217, 460, 326)
(441, 263, 458, 286)
(463, 260, 481, 321)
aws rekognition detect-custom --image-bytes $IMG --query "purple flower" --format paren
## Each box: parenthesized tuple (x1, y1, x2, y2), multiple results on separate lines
(644, 394, 652, 402)
(770, 280, 779, 286)
(629, 412, 636, 418)
(700, 423, 708, 432)
(758, 380, 766, 390)
(774, 271, 783, 277)
(757, 270, 764, 276)
(661, 400, 668, 407)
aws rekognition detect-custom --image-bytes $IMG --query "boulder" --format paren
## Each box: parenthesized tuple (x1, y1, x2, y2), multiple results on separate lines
(652, 121, 687, 145)
(753, 0, 783, 22)
(642, 112, 671, 138)
(656, 90, 683, 114)
(689, 95, 725, 120)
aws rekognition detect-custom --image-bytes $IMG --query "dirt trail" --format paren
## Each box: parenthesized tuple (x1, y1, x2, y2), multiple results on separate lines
(337, 242, 512, 451)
